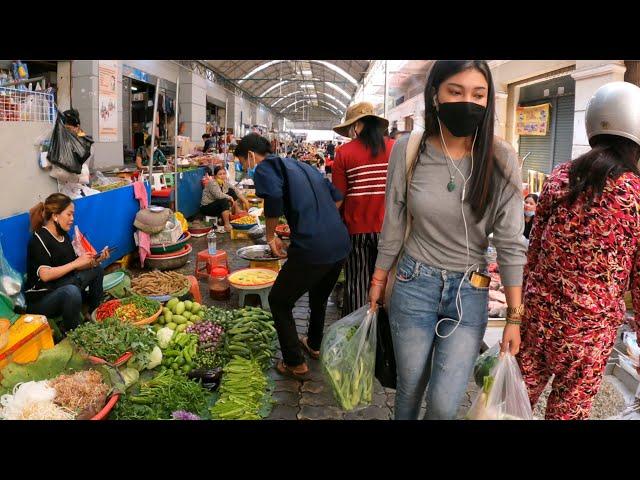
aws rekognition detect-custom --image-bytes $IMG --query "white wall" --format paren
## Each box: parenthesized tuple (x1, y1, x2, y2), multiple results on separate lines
(387, 93, 424, 130)
(0, 123, 58, 218)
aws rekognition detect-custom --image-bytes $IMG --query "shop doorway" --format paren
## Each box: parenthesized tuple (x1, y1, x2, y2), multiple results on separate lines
(518, 74, 575, 175)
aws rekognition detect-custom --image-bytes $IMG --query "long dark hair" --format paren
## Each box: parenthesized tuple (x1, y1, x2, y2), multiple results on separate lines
(422, 60, 506, 221)
(356, 116, 386, 157)
(566, 134, 640, 207)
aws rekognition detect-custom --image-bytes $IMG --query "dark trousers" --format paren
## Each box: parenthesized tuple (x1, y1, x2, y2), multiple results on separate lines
(269, 257, 345, 367)
(28, 266, 104, 332)
(200, 190, 239, 217)
(200, 198, 232, 217)
(343, 233, 380, 316)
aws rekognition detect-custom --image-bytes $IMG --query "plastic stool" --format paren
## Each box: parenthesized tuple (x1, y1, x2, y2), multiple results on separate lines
(195, 250, 229, 280)
(238, 286, 272, 311)
(163, 173, 175, 187)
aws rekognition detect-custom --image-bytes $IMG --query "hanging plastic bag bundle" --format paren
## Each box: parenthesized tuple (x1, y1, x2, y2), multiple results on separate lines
(320, 305, 377, 411)
(467, 349, 534, 420)
(47, 110, 93, 174)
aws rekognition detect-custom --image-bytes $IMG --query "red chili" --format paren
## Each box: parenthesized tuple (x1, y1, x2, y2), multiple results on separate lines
(96, 300, 121, 320)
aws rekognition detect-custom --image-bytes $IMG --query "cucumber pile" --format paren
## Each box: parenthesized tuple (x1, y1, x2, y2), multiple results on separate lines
(220, 307, 278, 370)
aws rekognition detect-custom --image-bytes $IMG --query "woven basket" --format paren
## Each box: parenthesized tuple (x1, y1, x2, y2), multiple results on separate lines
(92, 300, 162, 327)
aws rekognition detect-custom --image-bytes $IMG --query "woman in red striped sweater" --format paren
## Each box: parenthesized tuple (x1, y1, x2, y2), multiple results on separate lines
(332, 102, 394, 314)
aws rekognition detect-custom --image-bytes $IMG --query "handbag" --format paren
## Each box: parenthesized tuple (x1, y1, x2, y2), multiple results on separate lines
(374, 305, 397, 389)
(383, 128, 424, 306)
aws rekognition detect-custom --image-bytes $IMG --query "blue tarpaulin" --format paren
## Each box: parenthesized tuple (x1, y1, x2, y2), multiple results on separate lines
(176, 167, 205, 218)
(0, 184, 147, 275)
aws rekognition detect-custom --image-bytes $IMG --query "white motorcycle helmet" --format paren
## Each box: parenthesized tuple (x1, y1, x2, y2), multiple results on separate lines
(585, 81, 640, 147)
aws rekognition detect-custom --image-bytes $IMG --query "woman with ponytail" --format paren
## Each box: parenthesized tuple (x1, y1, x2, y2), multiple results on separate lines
(24, 193, 110, 333)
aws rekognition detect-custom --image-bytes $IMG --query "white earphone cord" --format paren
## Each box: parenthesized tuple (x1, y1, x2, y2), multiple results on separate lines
(435, 121, 479, 339)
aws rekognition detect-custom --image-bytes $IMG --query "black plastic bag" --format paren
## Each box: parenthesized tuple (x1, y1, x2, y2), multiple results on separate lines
(47, 110, 93, 174)
(374, 306, 397, 389)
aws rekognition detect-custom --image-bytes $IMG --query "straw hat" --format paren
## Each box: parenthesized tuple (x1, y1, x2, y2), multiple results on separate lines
(332, 102, 389, 137)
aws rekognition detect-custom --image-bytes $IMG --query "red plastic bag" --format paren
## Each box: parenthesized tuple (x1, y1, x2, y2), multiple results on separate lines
(72, 226, 97, 257)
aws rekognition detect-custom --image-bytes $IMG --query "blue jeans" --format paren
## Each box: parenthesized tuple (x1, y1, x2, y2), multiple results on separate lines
(389, 254, 488, 420)
(28, 266, 104, 332)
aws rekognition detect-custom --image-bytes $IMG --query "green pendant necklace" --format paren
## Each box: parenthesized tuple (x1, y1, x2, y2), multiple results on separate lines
(444, 156, 458, 192)
(441, 141, 467, 193)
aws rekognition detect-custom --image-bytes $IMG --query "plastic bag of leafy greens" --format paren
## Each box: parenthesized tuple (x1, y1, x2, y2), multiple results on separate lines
(466, 352, 533, 420)
(320, 305, 377, 412)
(473, 343, 500, 387)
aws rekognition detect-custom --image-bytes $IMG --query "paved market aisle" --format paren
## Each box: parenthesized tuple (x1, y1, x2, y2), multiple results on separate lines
(134, 232, 626, 420)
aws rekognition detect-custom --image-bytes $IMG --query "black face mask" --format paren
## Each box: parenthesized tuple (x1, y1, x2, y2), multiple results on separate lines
(437, 102, 486, 137)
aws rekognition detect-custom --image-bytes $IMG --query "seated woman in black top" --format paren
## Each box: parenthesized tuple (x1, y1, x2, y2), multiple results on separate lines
(24, 194, 110, 333)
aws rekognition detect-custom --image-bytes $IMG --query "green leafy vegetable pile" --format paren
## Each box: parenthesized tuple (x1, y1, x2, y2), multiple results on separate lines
(110, 370, 211, 420)
(67, 317, 157, 364)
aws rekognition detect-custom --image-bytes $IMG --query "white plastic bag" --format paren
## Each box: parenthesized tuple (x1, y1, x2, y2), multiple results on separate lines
(0, 237, 26, 310)
(320, 306, 377, 411)
(467, 351, 534, 420)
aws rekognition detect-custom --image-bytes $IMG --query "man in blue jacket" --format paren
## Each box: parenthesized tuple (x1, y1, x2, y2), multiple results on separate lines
(235, 133, 351, 380)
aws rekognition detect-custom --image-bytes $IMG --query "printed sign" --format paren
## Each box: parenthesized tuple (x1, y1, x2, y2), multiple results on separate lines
(516, 103, 550, 136)
(99, 60, 119, 142)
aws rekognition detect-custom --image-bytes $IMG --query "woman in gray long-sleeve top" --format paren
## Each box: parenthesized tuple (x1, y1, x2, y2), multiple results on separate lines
(368, 60, 528, 420)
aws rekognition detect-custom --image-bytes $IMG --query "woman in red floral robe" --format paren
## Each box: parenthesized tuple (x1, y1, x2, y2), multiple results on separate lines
(519, 134, 640, 420)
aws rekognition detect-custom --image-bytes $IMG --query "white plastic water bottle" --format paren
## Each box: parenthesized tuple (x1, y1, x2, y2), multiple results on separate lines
(207, 230, 217, 255)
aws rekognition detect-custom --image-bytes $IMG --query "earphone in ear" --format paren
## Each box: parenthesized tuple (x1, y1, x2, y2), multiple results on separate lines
(433, 94, 439, 110)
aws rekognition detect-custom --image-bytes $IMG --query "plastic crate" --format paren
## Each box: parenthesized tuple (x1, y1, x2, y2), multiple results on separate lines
(0, 315, 54, 375)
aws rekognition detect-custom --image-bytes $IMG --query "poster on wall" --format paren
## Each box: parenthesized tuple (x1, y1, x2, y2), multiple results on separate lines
(516, 103, 550, 136)
(99, 60, 118, 142)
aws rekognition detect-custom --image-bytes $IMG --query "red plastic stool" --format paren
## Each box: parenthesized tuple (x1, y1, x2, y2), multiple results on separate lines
(187, 275, 202, 304)
(195, 250, 229, 280)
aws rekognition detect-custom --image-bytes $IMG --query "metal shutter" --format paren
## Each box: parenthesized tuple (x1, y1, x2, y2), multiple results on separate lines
(552, 95, 575, 169)
(519, 107, 552, 174)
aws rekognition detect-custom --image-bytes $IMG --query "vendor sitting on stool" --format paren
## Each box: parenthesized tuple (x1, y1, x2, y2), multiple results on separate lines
(200, 165, 250, 232)
(24, 193, 110, 334)
(136, 136, 167, 170)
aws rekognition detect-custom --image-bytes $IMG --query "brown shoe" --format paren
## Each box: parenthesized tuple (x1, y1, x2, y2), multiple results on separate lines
(276, 359, 309, 381)
(299, 336, 320, 360)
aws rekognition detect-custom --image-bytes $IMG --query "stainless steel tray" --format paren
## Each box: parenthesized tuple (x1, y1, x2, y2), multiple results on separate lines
(236, 245, 285, 261)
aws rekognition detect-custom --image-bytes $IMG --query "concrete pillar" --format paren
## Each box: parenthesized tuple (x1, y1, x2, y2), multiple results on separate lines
(571, 61, 626, 158)
(56, 61, 72, 112)
(71, 60, 124, 169)
(178, 69, 207, 143)
(494, 84, 508, 140)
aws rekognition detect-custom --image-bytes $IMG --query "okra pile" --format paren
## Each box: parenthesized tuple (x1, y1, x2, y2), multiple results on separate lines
(209, 357, 271, 420)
